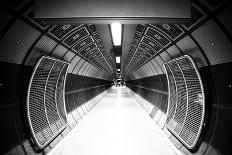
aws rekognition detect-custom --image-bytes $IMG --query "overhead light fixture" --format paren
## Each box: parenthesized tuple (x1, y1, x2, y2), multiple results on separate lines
(116, 56, 120, 63)
(111, 22, 122, 46)
(117, 69, 120, 71)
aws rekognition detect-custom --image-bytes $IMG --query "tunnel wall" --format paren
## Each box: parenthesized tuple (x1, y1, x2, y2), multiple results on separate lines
(125, 1, 232, 154)
(65, 74, 112, 113)
(0, 1, 113, 154)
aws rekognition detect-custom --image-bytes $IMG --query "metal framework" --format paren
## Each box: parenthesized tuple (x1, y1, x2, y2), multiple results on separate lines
(27, 56, 69, 149)
(164, 55, 205, 149)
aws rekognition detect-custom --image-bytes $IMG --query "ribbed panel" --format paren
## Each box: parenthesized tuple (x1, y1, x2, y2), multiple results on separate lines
(68, 56, 81, 73)
(176, 36, 208, 67)
(192, 20, 232, 65)
(166, 45, 182, 58)
(51, 45, 68, 58)
(0, 20, 40, 64)
(164, 55, 205, 149)
(27, 56, 68, 149)
(79, 62, 88, 75)
(63, 51, 76, 62)
(25, 36, 57, 66)
(160, 51, 172, 62)
(72, 59, 85, 74)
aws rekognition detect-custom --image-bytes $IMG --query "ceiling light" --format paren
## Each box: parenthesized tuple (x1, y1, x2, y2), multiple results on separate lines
(117, 69, 120, 71)
(111, 22, 122, 46)
(116, 56, 120, 63)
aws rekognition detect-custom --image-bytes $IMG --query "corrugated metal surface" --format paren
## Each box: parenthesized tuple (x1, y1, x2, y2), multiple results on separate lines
(148, 61, 158, 75)
(160, 51, 172, 62)
(166, 45, 182, 58)
(68, 56, 81, 73)
(82, 63, 91, 76)
(27, 56, 68, 149)
(79, 61, 88, 75)
(72, 59, 85, 74)
(155, 56, 165, 73)
(0, 20, 40, 64)
(51, 45, 68, 58)
(192, 20, 232, 65)
(63, 51, 76, 62)
(176, 36, 208, 67)
(85, 65, 94, 76)
(151, 59, 163, 74)
(25, 36, 57, 66)
(164, 55, 205, 149)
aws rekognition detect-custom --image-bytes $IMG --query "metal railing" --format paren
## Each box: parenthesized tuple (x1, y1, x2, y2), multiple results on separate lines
(164, 55, 205, 150)
(27, 56, 69, 149)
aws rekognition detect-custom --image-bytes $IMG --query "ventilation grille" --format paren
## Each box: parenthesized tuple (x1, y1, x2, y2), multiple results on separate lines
(145, 27, 171, 47)
(72, 36, 94, 53)
(164, 55, 205, 149)
(27, 56, 69, 149)
(49, 24, 82, 40)
(63, 27, 89, 47)
(150, 24, 184, 40)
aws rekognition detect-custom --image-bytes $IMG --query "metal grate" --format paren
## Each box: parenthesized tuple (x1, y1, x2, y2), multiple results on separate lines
(150, 24, 184, 40)
(27, 56, 69, 149)
(63, 27, 89, 47)
(145, 27, 171, 47)
(49, 24, 82, 40)
(164, 55, 205, 149)
(141, 36, 162, 52)
(72, 36, 94, 53)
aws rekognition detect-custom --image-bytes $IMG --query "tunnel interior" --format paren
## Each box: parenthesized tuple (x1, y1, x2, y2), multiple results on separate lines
(0, 0, 232, 154)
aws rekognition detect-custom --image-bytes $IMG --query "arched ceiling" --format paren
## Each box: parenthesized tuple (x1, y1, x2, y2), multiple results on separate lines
(0, 0, 231, 81)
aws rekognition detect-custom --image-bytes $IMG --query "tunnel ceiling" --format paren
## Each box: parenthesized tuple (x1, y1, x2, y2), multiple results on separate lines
(0, 0, 232, 81)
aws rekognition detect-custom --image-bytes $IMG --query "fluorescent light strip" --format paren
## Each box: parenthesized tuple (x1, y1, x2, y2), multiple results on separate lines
(116, 57, 120, 63)
(111, 22, 122, 46)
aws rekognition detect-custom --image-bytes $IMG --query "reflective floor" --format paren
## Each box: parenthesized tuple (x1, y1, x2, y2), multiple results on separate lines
(49, 87, 180, 155)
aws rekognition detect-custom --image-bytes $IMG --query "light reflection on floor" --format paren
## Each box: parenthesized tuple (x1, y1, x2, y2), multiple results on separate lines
(49, 87, 180, 155)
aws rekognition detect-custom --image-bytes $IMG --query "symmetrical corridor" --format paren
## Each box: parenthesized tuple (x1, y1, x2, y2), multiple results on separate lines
(49, 87, 180, 155)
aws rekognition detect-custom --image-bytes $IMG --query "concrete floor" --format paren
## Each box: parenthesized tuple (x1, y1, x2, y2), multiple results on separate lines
(49, 87, 181, 155)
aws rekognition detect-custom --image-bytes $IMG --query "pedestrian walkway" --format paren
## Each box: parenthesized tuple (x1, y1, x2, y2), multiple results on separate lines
(49, 87, 179, 155)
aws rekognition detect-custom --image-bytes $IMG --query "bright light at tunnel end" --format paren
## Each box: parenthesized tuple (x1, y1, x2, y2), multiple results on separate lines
(116, 56, 120, 63)
(111, 22, 122, 46)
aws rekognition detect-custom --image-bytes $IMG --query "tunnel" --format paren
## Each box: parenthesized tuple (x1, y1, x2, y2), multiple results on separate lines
(0, 0, 232, 154)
